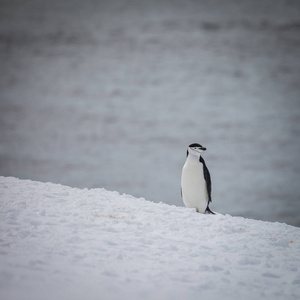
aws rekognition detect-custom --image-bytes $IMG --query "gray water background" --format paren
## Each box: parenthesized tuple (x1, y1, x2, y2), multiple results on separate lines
(1, 0, 300, 226)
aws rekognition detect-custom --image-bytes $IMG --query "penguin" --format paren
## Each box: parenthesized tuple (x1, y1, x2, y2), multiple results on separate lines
(181, 143, 214, 214)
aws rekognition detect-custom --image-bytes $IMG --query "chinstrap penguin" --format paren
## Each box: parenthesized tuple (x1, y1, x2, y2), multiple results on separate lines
(181, 143, 214, 214)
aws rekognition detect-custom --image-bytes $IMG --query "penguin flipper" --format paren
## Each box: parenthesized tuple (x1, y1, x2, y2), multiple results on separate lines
(200, 156, 212, 203)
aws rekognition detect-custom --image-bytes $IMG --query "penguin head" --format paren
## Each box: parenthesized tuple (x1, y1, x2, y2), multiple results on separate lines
(187, 143, 206, 157)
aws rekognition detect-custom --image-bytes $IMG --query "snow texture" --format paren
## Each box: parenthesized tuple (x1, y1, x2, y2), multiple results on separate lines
(1, 176, 299, 300)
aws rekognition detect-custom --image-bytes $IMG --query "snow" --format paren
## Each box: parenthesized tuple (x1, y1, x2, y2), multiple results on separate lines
(1, 177, 299, 300)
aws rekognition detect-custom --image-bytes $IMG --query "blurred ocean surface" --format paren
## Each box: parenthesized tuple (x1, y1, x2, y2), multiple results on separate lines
(0, 0, 300, 226)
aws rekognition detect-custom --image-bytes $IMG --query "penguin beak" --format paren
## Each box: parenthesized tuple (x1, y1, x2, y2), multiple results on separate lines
(201, 147, 206, 151)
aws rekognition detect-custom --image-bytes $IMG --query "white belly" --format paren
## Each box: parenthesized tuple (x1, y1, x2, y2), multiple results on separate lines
(181, 161, 208, 213)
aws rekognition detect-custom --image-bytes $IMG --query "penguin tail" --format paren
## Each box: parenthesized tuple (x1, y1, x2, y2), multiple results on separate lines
(205, 206, 215, 215)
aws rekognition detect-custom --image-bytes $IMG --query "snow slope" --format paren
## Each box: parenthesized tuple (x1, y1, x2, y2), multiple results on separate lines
(0, 176, 299, 300)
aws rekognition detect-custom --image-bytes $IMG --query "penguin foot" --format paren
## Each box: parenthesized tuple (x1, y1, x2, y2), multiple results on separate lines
(205, 206, 215, 215)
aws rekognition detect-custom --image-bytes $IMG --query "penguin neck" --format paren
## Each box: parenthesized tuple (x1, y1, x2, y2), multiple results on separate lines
(186, 153, 201, 164)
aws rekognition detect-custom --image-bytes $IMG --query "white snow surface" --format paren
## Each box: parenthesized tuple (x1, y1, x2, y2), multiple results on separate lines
(1, 177, 299, 300)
